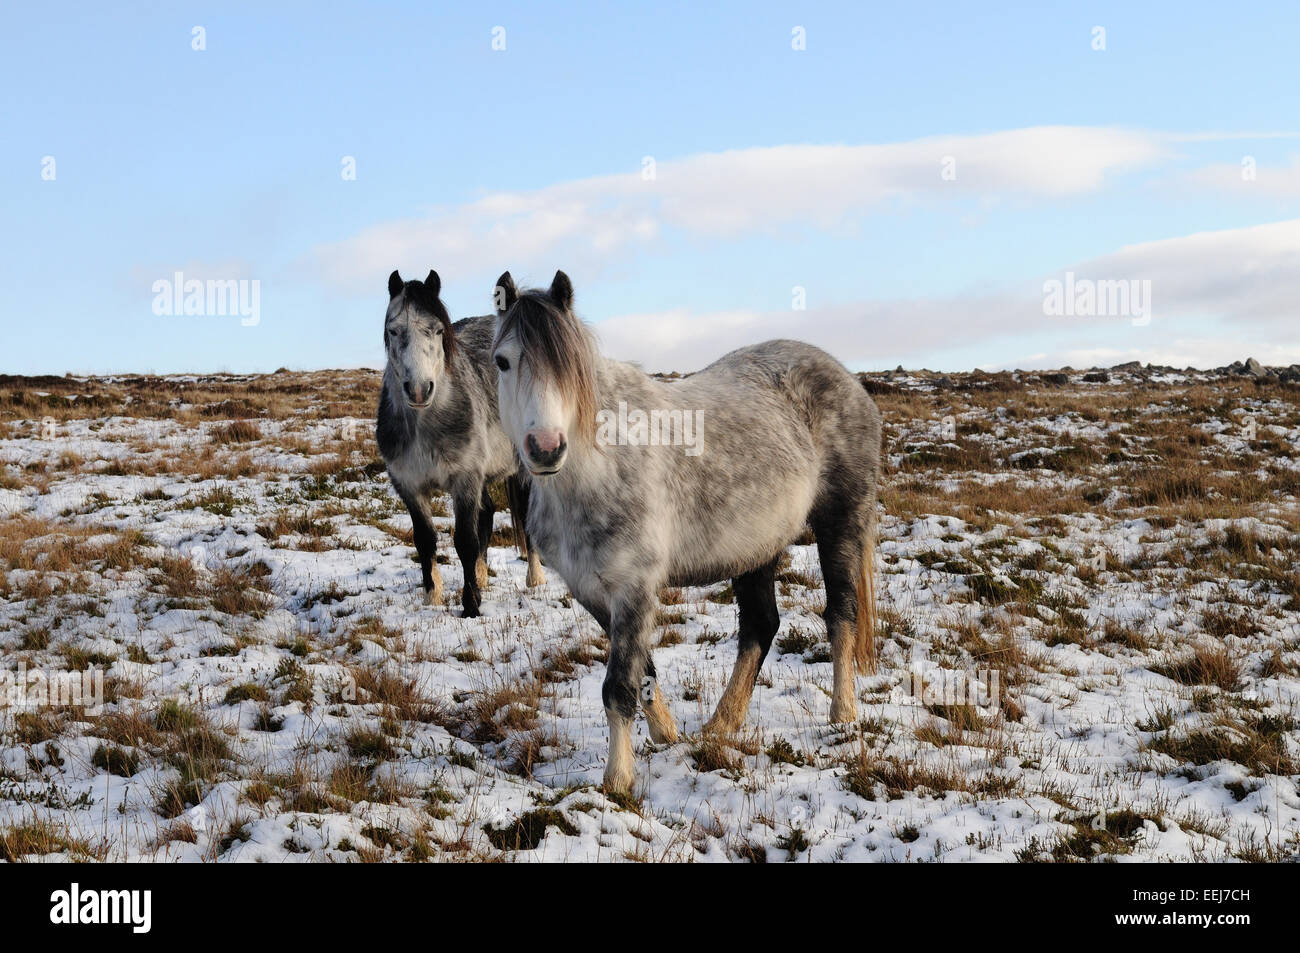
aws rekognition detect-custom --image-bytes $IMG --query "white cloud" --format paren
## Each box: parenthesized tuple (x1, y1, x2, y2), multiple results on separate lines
(592, 296, 1020, 372)
(1074, 217, 1300, 324)
(301, 126, 1298, 372)
(308, 126, 1169, 291)
(593, 218, 1300, 372)
(1184, 154, 1300, 197)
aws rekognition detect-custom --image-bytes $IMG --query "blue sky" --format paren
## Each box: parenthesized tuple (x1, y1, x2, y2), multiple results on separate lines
(3, 1, 1298, 374)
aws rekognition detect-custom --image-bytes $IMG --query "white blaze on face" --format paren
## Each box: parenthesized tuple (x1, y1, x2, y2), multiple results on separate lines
(493, 326, 570, 470)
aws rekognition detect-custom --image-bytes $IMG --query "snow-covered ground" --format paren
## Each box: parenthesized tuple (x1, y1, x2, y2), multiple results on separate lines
(1, 368, 1297, 862)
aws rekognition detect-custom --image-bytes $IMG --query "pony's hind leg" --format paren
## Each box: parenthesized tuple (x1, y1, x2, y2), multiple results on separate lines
(704, 559, 779, 735)
(474, 485, 495, 589)
(814, 519, 866, 724)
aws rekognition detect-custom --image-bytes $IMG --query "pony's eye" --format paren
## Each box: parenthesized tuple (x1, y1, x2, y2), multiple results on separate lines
(494, 355, 510, 372)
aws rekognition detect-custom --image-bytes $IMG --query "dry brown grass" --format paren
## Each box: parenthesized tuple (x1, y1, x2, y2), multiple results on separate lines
(209, 562, 274, 617)
(210, 419, 262, 445)
(350, 666, 443, 725)
(0, 821, 108, 862)
(0, 517, 99, 572)
(1150, 643, 1242, 691)
(865, 371, 1300, 530)
(1147, 712, 1296, 776)
(256, 511, 333, 544)
(0, 370, 379, 425)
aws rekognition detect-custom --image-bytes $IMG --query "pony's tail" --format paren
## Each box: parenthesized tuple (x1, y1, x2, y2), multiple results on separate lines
(503, 475, 529, 558)
(854, 519, 878, 675)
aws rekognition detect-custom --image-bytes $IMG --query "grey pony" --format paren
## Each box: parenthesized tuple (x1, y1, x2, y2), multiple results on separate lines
(490, 270, 881, 791)
(376, 269, 544, 617)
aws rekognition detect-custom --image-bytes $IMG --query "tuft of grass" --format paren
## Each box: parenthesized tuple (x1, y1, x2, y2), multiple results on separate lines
(896, 824, 921, 844)
(222, 682, 270, 705)
(0, 822, 106, 862)
(967, 574, 1014, 605)
(690, 735, 743, 775)
(765, 736, 807, 766)
(1200, 605, 1261, 640)
(1039, 810, 1152, 862)
(154, 698, 199, 732)
(345, 727, 395, 761)
(210, 420, 261, 445)
(207, 562, 273, 617)
(1148, 714, 1296, 777)
(1149, 644, 1241, 691)
(255, 511, 332, 543)
(14, 712, 60, 745)
(192, 486, 242, 516)
(92, 744, 140, 777)
(1133, 469, 1207, 507)
(775, 827, 811, 857)
(775, 628, 821, 657)
(482, 808, 578, 851)
(843, 746, 969, 801)
(151, 701, 237, 814)
(20, 626, 51, 651)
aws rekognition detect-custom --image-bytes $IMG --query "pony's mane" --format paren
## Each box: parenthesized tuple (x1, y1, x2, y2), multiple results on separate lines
(497, 290, 598, 443)
(400, 279, 456, 365)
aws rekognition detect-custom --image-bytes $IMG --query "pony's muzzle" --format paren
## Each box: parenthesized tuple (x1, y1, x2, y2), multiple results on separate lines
(403, 378, 434, 407)
(525, 429, 567, 474)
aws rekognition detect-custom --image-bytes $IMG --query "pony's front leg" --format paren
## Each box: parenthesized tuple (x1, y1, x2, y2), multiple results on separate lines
(399, 489, 442, 606)
(505, 473, 546, 587)
(601, 586, 657, 793)
(451, 493, 483, 618)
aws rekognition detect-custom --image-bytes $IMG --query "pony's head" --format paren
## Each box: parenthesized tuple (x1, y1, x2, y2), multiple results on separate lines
(384, 269, 456, 409)
(492, 270, 596, 477)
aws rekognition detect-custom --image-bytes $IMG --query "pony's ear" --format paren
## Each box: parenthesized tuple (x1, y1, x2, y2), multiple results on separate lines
(494, 271, 518, 315)
(424, 270, 441, 297)
(388, 270, 403, 299)
(549, 270, 574, 311)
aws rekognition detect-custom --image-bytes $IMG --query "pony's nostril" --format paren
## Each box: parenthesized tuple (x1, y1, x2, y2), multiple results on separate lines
(525, 430, 566, 467)
(404, 380, 433, 405)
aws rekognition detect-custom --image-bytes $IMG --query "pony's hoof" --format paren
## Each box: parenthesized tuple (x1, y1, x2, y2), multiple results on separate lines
(475, 558, 489, 589)
(828, 700, 858, 725)
(646, 716, 679, 746)
(424, 586, 442, 607)
(701, 714, 741, 737)
(601, 763, 635, 795)
(525, 567, 546, 587)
